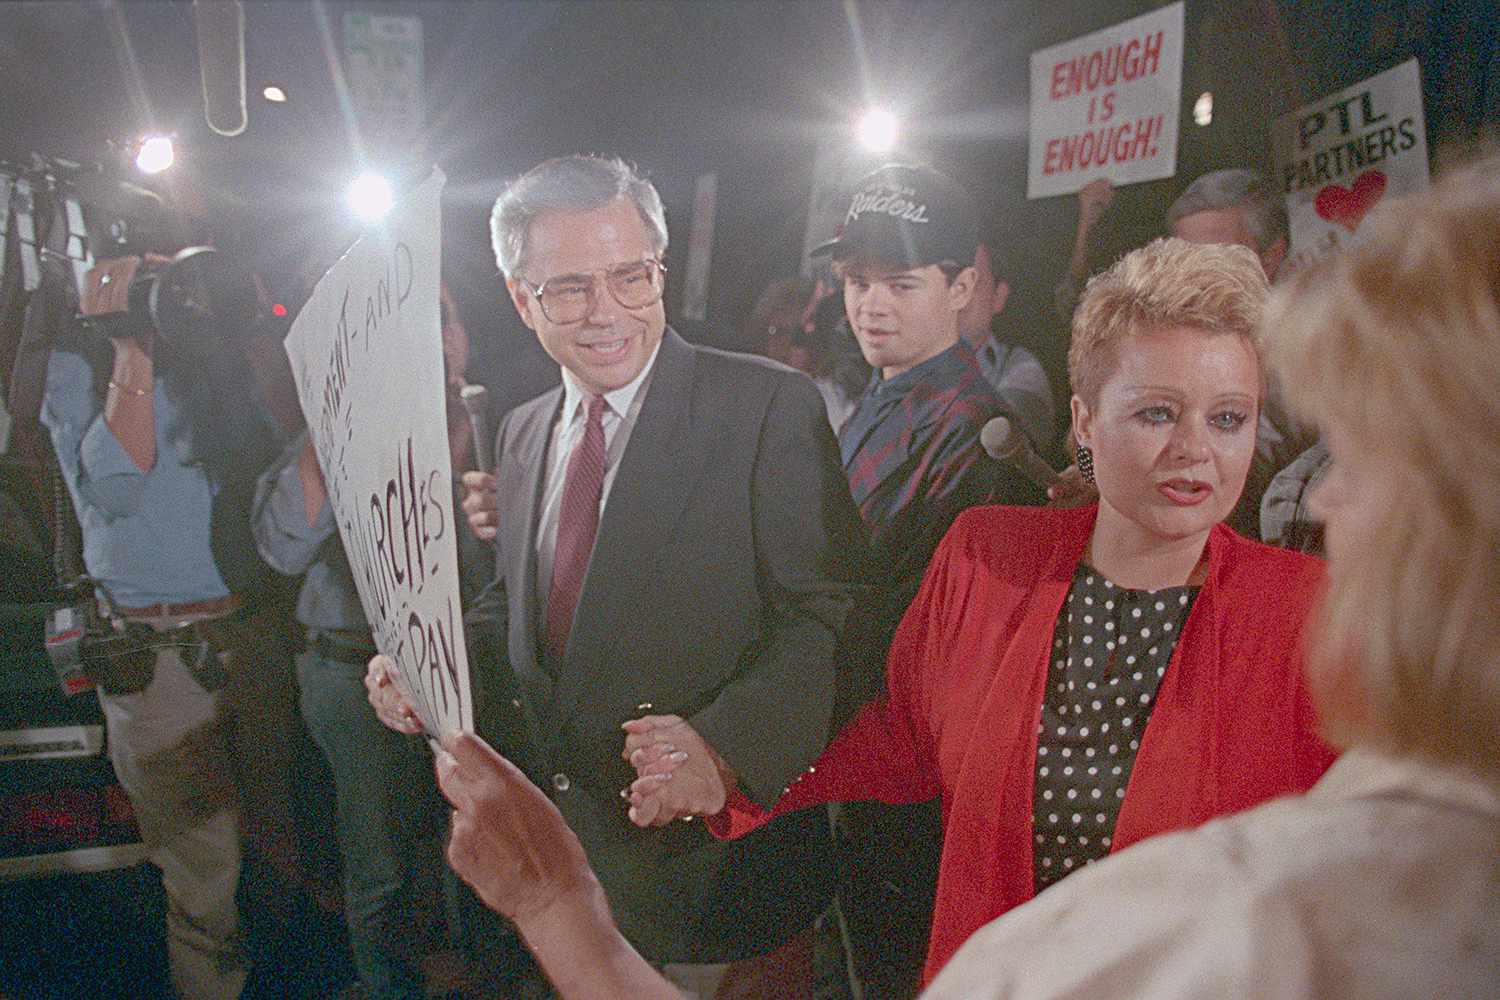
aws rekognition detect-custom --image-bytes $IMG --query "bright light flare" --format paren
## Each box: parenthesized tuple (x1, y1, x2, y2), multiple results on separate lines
(1193, 92, 1213, 127)
(263, 85, 288, 103)
(346, 173, 394, 222)
(134, 135, 175, 174)
(856, 107, 900, 153)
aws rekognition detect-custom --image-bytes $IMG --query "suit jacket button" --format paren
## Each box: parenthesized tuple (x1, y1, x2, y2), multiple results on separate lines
(511, 698, 522, 709)
(551, 773, 570, 792)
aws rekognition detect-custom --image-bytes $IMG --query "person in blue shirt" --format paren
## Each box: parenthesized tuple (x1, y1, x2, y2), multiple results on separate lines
(41, 253, 295, 1000)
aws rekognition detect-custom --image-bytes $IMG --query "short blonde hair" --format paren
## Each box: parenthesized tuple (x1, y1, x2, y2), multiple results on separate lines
(1266, 156, 1500, 782)
(1069, 237, 1269, 408)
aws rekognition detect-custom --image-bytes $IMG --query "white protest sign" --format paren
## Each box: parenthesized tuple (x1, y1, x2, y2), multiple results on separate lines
(1027, 2, 1184, 199)
(284, 170, 471, 737)
(1271, 59, 1428, 274)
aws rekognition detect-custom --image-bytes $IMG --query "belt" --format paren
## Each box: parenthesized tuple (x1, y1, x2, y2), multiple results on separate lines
(311, 630, 379, 665)
(111, 593, 243, 622)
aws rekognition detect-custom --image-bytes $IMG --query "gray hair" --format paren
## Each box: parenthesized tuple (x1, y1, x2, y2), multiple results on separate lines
(1165, 169, 1288, 252)
(488, 155, 668, 279)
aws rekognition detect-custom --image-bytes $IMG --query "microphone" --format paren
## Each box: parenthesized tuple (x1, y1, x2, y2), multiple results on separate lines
(195, 1, 247, 137)
(460, 384, 494, 474)
(981, 415, 1059, 491)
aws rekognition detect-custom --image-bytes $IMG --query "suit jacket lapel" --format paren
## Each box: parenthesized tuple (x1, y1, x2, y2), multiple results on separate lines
(504, 388, 561, 727)
(542, 329, 699, 742)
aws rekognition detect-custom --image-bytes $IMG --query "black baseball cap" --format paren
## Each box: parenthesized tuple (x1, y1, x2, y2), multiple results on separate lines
(812, 163, 979, 267)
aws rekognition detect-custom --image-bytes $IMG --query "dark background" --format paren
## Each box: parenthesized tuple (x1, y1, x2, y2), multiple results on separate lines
(3, 0, 1498, 419)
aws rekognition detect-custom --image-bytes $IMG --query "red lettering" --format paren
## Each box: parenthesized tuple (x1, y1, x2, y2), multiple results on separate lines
(1078, 129, 1097, 166)
(1101, 47, 1120, 86)
(1140, 31, 1163, 76)
(1125, 116, 1153, 160)
(1121, 39, 1141, 81)
(1066, 58, 1084, 99)
(1056, 135, 1078, 173)
(1085, 51, 1102, 90)
(1051, 31, 1168, 98)
(1044, 138, 1062, 175)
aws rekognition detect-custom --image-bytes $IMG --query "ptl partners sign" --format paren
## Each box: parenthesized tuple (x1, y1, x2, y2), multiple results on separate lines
(1271, 59, 1429, 273)
(1028, 2, 1184, 199)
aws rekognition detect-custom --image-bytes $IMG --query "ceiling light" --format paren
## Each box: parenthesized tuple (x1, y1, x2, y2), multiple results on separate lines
(856, 107, 900, 154)
(134, 135, 175, 174)
(346, 172, 394, 222)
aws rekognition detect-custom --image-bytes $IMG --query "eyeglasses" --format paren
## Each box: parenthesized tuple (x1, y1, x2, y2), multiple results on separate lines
(519, 258, 666, 324)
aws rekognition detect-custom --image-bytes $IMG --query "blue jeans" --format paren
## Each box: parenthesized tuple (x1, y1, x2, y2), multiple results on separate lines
(297, 643, 444, 1000)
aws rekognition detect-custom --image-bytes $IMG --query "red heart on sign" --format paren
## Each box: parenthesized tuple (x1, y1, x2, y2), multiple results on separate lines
(1314, 169, 1387, 233)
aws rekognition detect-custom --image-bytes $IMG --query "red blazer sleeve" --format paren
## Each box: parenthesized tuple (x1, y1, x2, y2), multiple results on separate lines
(710, 516, 972, 839)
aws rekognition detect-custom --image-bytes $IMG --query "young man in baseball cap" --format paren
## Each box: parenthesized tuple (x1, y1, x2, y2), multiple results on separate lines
(818, 163, 1026, 607)
(816, 163, 1031, 998)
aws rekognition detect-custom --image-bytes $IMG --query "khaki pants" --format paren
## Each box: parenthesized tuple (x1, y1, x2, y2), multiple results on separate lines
(100, 644, 247, 1000)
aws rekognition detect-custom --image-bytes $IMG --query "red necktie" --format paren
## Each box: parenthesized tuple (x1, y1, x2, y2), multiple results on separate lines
(545, 394, 607, 660)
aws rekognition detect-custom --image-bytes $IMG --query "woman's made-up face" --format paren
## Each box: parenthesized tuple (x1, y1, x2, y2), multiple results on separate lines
(1073, 325, 1260, 548)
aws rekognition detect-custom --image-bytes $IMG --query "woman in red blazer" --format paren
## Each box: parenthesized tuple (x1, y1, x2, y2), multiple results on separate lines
(624, 236, 1337, 986)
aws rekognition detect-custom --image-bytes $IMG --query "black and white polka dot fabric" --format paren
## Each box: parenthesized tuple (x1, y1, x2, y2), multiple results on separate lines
(1031, 565, 1199, 892)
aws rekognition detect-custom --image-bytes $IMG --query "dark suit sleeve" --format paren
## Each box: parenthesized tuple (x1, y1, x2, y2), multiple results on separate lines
(687, 373, 869, 807)
(461, 415, 515, 749)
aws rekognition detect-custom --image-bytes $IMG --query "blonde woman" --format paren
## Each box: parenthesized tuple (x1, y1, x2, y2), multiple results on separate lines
(914, 152, 1500, 1000)
(620, 236, 1337, 982)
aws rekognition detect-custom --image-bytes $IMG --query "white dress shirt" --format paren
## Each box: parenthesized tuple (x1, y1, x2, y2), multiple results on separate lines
(534, 343, 660, 616)
(924, 748, 1500, 999)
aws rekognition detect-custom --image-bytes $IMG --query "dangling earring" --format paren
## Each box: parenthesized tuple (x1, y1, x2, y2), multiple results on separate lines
(1076, 445, 1096, 486)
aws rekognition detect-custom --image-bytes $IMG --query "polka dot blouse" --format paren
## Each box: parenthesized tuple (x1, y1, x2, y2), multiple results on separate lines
(1031, 564, 1199, 892)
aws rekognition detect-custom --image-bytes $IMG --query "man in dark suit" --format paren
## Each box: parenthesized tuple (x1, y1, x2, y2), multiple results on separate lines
(368, 155, 866, 995)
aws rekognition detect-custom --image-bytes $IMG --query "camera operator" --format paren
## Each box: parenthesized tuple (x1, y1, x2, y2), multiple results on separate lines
(39, 250, 299, 1000)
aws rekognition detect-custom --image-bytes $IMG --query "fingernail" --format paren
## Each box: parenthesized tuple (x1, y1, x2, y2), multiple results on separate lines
(669, 751, 688, 763)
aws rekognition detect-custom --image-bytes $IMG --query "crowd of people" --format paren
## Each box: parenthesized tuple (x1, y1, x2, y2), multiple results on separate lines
(29, 136, 1499, 1000)
(434, 155, 1500, 999)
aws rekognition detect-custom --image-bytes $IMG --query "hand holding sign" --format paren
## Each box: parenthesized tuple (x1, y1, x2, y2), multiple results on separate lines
(365, 654, 423, 735)
(1078, 178, 1115, 229)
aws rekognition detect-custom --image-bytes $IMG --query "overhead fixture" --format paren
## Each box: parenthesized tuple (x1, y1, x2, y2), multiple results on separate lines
(262, 84, 287, 103)
(134, 135, 176, 174)
(1193, 92, 1213, 127)
(346, 172, 394, 222)
(856, 106, 900, 154)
